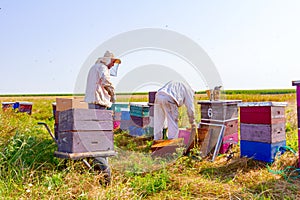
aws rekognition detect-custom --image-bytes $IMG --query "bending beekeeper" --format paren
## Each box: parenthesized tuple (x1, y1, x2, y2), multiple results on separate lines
(154, 80, 196, 140)
(84, 50, 121, 109)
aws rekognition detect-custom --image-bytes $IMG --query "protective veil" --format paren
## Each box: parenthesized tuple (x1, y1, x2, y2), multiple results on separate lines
(154, 81, 195, 140)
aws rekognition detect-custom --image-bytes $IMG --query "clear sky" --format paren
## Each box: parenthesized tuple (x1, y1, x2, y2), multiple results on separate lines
(1, 0, 300, 94)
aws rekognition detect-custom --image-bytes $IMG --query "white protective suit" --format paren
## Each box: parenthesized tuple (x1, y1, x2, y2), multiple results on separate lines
(84, 57, 115, 108)
(154, 81, 195, 140)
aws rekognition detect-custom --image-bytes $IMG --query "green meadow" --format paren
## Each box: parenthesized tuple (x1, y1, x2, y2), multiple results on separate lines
(0, 90, 299, 199)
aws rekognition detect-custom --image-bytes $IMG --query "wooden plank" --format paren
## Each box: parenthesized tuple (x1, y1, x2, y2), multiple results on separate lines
(201, 119, 238, 136)
(54, 150, 117, 160)
(57, 131, 114, 153)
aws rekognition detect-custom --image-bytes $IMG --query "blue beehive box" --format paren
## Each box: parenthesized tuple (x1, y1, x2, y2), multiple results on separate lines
(130, 102, 149, 117)
(129, 125, 153, 137)
(240, 140, 286, 163)
(121, 109, 131, 120)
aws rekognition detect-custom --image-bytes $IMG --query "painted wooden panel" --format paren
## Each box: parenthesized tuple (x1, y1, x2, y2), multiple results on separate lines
(57, 131, 114, 153)
(240, 140, 286, 163)
(113, 112, 122, 120)
(121, 110, 130, 120)
(219, 132, 238, 154)
(17, 102, 33, 115)
(178, 129, 191, 146)
(240, 123, 286, 143)
(120, 120, 134, 130)
(56, 98, 88, 111)
(130, 116, 150, 127)
(59, 109, 113, 122)
(198, 100, 241, 120)
(108, 102, 129, 112)
(240, 106, 286, 124)
(59, 120, 113, 132)
(148, 91, 157, 104)
(130, 102, 150, 117)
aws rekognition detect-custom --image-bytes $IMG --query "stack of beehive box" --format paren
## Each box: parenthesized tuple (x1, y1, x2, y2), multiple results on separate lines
(108, 102, 129, 130)
(129, 102, 152, 137)
(239, 102, 287, 163)
(55, 98, 114, 153)
(197, 100, 241, 154)
(2, 101, 33, 115)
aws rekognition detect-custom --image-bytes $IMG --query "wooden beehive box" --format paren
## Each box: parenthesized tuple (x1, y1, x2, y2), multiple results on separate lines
(240, 123, 286, 143)
(198, 100, 241, 121)
(240, 140, 286, 163)
(130, 115, 150, 127)
(239, 102, 287, 124)
(58, 131, 113, 153)
(57, 108, 114, 153)
(56, 97, 88, 112)
(129, 102, 149, 117)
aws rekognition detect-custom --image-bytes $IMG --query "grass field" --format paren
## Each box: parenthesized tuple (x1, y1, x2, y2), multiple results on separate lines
(0, 91, 299, 199)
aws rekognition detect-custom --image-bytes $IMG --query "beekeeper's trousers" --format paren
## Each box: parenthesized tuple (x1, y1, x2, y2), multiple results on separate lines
(154, 93, 179, 140)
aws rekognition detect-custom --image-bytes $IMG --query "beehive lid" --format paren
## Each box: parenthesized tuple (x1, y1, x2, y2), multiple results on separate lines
(238, 102, 287, 107)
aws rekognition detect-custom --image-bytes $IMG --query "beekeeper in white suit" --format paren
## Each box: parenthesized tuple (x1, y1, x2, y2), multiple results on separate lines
(154, 80, 196, 140)
(84, 51, 121, 109)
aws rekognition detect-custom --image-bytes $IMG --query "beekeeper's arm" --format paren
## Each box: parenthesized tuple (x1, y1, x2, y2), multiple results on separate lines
(102, 67, 116, 103)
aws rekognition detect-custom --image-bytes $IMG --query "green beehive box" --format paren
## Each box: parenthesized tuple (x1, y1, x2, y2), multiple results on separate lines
(108, 102, 129, 112)
(130, 102, 149, 117)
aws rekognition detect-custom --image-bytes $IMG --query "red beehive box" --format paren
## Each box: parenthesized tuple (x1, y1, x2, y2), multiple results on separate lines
(2, 102, 15, 110)
(239, 102, 287, 124)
